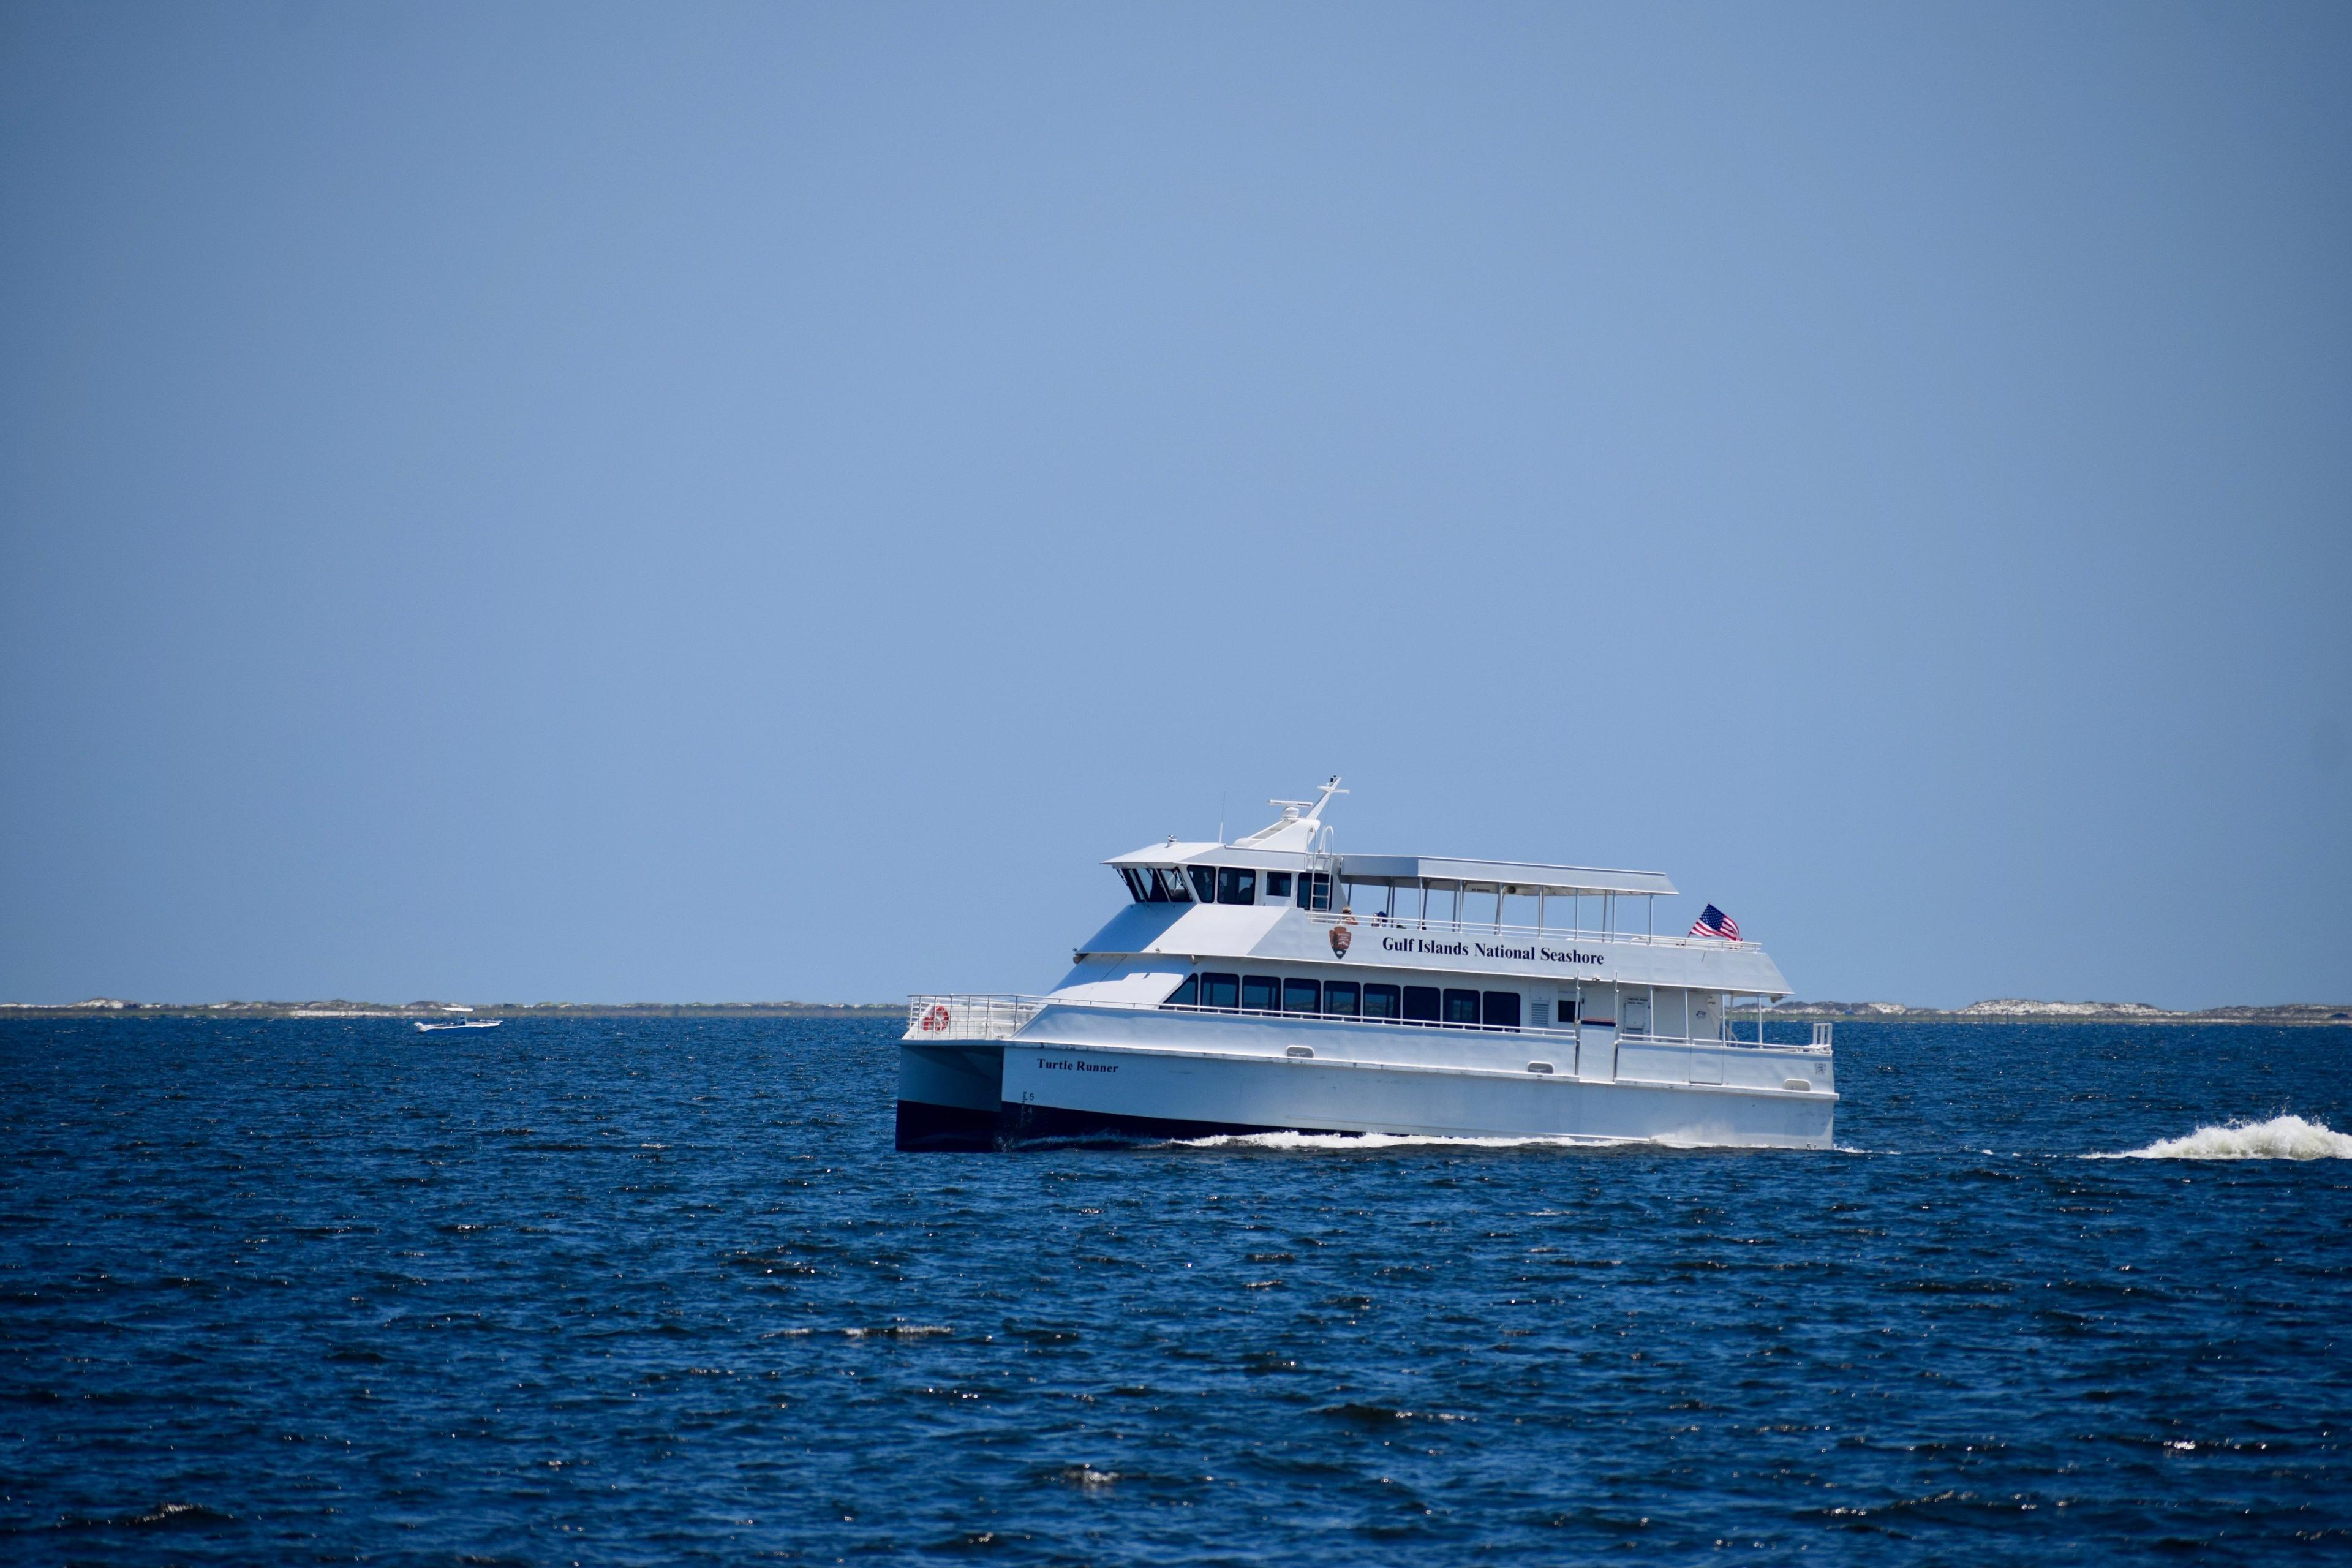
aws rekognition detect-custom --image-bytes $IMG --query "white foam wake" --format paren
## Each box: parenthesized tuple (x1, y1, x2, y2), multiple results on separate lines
(2096, 1114, 2352, 1161)
(1172, 1130, 1629, 1152)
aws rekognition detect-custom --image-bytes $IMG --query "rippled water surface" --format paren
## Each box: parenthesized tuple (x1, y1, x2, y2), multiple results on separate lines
(3, 1017, 2348, 1564)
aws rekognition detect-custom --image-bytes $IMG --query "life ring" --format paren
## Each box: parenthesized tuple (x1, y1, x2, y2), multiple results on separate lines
(919, 1003, 951, 1033)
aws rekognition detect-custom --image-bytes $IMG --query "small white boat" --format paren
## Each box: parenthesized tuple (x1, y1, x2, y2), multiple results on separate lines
(900, 778, 1834, 1152)
(414, 1018, 503, 1033)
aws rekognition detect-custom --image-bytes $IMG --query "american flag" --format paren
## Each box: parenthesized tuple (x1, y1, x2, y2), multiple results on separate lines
(1689, 904, 1740, 941)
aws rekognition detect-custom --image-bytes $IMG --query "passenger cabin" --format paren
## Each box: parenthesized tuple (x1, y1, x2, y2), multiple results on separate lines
(1084, 780, 1786, 1048)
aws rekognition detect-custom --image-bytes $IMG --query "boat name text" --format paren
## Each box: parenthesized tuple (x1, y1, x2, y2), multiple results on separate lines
(1378, 936, 1606, 967)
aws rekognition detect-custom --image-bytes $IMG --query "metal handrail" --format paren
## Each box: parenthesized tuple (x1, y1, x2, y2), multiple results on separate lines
(1304, 910, 1757, 952)
(1112, 890, 1756, 951)
(903, 993, 1830, 1052)
(905, 994, 1045, 1041)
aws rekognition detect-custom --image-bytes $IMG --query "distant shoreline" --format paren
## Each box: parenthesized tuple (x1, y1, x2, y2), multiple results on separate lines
(1, 998, 2345, 1026)
(1763, 1000, 2350, 1027)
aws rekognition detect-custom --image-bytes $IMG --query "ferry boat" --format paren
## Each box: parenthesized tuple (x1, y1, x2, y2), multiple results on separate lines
(897, 780, 1833, 1151)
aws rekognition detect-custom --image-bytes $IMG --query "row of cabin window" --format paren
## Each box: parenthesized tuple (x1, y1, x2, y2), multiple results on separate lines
(1119, 866, 1335, 911)
(1161, 973, 1562, 1030)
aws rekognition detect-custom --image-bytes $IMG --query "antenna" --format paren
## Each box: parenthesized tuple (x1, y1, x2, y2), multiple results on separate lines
(1269, 775, 1346, 822)
(1308, 774, 1347, 821)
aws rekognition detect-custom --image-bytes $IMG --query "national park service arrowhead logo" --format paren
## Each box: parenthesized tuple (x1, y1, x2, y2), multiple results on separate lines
(1328, 925, 1352, 957)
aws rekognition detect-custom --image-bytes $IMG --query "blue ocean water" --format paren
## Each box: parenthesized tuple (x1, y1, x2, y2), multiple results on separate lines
(2, 1017, 2347, 1564)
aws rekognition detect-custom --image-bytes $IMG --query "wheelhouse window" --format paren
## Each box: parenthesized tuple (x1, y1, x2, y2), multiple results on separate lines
(1443, 989, 1480, 1026)
(1242, 974, 1280, 1011)
(1482, 991, 1521, 1031)
(1217, 867, 1258, 905)
(1120, 867, 1150, 902)
(1265, 871, 1293, 901)
(1200, 973, 1240, 1010)
(1403, 986, 1441, 1023)
(1363, 983, 1400, 1019)
(1157, 867, 1194, 903)
(1283, 978, 1320, 1013)
(1188, 867, 1217, 904)
(1322, 981, 1360, 1016)
(1161, 975, 1199, 1008)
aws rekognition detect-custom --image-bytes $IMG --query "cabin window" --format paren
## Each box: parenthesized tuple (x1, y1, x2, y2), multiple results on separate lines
(1362, 983, 1400, 1019)
(1157, 867, 1194, 903)
(1242, 974, 1280, 1011)
(1265, 871, 1294, 900)
(1298, 872, 1333, 911)
(1200, 973, 1240, 1010)
(1217, 867, 1257, 905)
(1161, 975, 1199, 1008)
(1403, 985, 1441, 1023)
(1188, 867, 1217, 903)
(1283, 978, 1320, 1013)
(1482, 991, 1521, 1031)
(1119, 868, 1151, 903)
(1443, 989, 1480, 1026)
(1323, 981, 1360, 1016)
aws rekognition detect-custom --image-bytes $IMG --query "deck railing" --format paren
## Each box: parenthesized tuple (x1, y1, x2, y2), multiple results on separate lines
(905, 994, 1046, 1041)
(905, 993, 1830, 1052)
(1305, 910, 1757, 951)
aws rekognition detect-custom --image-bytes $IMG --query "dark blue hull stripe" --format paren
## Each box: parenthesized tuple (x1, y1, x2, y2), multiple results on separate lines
(894, 1098, 1322, 1151)
(997, 1100, 1311, 1147)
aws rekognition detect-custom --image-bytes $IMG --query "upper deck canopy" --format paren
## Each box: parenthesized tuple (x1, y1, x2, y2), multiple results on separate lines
(1331, 854, 1676, 900)
(1102, 843, 1675, 900)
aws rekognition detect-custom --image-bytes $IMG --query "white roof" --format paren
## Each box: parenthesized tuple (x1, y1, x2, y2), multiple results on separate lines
(1106, 777, 1346, 869)
(1104, 839, 1227, 870)
(1332, 854, 1675, 899)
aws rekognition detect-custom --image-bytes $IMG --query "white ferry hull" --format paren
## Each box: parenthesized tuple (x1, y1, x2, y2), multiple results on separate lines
(895, 1041, 1005, 1152)
(1001, 1043, 1832, 1148)
(899, 1006, 1834, 1151)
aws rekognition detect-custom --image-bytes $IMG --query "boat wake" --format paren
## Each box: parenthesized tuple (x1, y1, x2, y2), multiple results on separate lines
(1172, 1130, 1634, 1152)
(2092, 1114, 2352, 1161)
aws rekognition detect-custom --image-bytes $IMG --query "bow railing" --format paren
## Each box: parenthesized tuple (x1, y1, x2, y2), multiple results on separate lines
(905, 995, 1046, 1041)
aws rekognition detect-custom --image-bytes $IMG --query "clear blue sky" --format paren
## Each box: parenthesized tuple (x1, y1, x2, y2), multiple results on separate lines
(3, 4, 2346, 1008)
